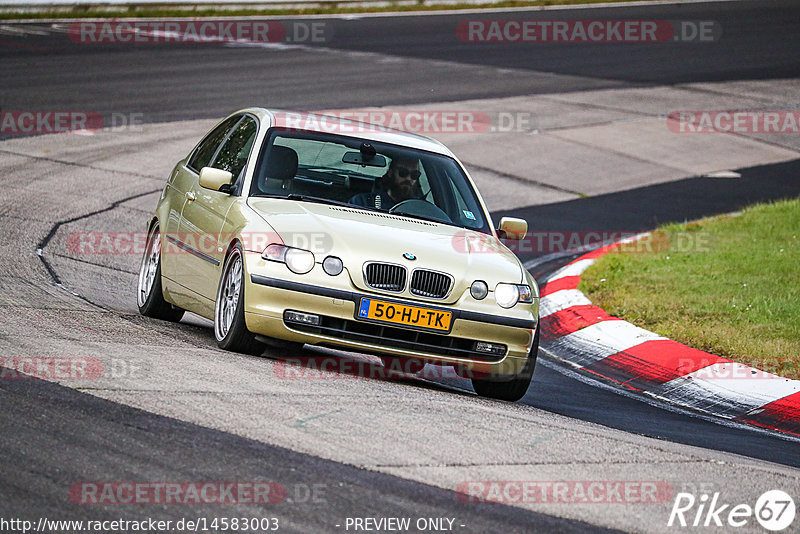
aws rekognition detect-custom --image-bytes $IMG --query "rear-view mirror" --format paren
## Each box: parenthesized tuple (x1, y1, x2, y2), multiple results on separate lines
(343, 151, 387, 167)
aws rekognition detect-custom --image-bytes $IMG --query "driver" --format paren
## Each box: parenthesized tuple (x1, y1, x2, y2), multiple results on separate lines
(349, 156, 421, 210)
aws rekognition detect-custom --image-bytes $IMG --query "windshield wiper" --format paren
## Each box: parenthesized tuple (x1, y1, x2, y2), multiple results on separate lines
(286, 194, 355, 208)
(388, 210, 450, 225)
(254, 193, 377, 211)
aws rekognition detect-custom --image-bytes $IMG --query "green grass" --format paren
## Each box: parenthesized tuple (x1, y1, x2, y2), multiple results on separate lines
(579, 198, 800, 379)
(0, 0, 648, 20)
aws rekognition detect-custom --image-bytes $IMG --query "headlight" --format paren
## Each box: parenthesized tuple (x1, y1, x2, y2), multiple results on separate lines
(494, 283, 533, 308)
(470, 280, 488, 300)
(262, 244, 315, 274)
(494, 283, 519, 308)
(285, 248, 315, 274)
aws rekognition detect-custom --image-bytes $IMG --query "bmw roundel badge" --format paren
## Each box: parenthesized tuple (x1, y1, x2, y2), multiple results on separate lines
(403, 253, 416, 261)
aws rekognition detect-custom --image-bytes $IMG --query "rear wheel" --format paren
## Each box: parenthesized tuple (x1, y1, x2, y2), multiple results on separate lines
(137, 222, 184, 322)
(471, 328, 539, 402)
(214, 244, 265, 355)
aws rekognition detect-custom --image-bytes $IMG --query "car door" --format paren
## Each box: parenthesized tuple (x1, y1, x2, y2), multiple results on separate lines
(162, 115, 241, 278)
(177, 115, 259, 300)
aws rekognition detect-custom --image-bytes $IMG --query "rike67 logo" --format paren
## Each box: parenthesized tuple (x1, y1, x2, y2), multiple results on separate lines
(668, 490, 795, 531)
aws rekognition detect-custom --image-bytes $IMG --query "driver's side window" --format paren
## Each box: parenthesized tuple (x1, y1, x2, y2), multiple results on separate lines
(188, 116, 241, 173)
(210, 116, 258, 181)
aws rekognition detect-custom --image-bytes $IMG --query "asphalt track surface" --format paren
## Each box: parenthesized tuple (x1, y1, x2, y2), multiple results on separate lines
(2, 0, 799, 123)
(1, 1, 800, 532)
(1, 373, 617, 533)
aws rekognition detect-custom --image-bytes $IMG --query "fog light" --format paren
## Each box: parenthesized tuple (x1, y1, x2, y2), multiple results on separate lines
(474, 341, 507, 356)
(470, 280, 488, 300)
(285, 310, 320, 326)
(322, 256, 343, 276)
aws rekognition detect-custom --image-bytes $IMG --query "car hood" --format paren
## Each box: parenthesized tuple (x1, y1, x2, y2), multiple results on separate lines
(247, 198, 524, 303)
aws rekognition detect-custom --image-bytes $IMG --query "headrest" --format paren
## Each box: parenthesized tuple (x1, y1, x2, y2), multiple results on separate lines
(263, 145, 298, 181)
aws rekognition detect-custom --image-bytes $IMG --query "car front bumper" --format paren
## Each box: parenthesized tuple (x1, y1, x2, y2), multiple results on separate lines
(242, 254, 538, 378)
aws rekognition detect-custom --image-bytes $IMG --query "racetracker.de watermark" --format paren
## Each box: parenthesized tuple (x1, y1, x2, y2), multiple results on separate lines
(68, 20, 331, 44)
(682, 360, 799, 381)
(668, 110, 800, 133)
(0, 111, 103, 136)
(456, 481, 674, 504)
(0, 111, 147, 136)
(67, 231, 333, 256)
(452, 230, 714, 255)
(1, 356, 102, 380)
(274, 357, 473, 380)
(274, 110, 534, 134)
(69, 229, 714, 258)
(457, 20, 720, 43)
(69, 482, 287, 504)
(0, 356, 148, 380)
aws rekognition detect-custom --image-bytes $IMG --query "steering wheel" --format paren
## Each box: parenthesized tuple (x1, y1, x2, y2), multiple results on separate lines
(389, 199, 452, 224)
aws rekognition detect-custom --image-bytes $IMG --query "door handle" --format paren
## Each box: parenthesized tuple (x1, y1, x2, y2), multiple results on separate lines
(186, 191, 196, 202)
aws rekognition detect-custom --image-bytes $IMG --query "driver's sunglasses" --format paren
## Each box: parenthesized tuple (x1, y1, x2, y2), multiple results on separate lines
(395, 167, 421, 180)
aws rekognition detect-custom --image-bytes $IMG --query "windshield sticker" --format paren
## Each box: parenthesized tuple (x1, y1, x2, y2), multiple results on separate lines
(463, 210, 476, 220)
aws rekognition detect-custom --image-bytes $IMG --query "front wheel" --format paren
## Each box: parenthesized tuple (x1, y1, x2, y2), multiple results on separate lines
(137, 222, 184, 322)
(214, 244, 264, 355)
(471, 328, 539, 402)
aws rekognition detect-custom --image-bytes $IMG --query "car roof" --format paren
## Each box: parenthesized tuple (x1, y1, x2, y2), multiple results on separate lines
(236, 107, 457, 158)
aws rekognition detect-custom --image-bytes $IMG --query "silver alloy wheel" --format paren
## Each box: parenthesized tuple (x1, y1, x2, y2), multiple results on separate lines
(137, 228, 161, 307)
(215, 250, 242, 341)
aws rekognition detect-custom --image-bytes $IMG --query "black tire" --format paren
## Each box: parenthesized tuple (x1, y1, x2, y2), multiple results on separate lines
(137, 222, 185, 322)
(214, 243, 265, 355)
(471, 328, 539, 402)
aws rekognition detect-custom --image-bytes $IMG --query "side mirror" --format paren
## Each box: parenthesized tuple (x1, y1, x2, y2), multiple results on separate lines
(199, 167, 233, 192)
(497, 217, 527, 240)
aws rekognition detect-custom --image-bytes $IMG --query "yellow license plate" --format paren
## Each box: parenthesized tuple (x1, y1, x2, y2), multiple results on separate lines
(357, 298, 453, 332)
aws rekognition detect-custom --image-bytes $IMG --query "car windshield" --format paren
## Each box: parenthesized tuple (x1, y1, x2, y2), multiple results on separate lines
(249, 128, 491, 234)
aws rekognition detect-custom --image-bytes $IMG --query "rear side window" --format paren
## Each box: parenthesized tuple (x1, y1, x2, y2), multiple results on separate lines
(211, 116, 258, 181)
(188, 116, 241, 172)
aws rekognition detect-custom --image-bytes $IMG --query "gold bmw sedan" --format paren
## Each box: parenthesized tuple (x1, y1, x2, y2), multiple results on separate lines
(137, 108, 539, 401)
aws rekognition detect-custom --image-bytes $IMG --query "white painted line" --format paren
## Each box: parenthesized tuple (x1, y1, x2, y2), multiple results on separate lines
(704, 170, 742, 179)
(540, 289, 591, 318)
(224, 41, 308, 50)
(47, 23, 71, 33)
(0, 24, 28, 34)
(620, 232, 650, 244)
(676, 362, 800, 406)
(0, 23, 49, 35)
(656, 371, 799, 419)
(523, 248, 592, 270)
(549, 320, 665, 367)
(545, 258, 595, 283)
(537, 351, 800, 445)
(567, 320, 665, 353)
(689, 362, 793, 383)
